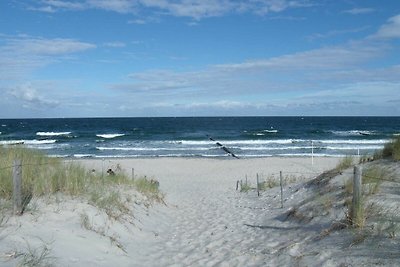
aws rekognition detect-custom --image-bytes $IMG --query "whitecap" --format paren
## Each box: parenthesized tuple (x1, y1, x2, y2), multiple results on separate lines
(96, 146, 211, 151)
(24, 140, 57, 145)
(263, 129, 278, 133)
(319, 139, 389, 145)
(0, 139, 57, 146)
(37, 131, 71, 136)
(179, 139, 297, 146)
(331, 130, 376, 136)
(0, 140, 25, 145)
(96, 133, 125, 139)
(73, 154, 94, 158)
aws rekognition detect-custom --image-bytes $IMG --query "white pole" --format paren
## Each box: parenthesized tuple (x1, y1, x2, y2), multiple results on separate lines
(311, 140, 314, 165)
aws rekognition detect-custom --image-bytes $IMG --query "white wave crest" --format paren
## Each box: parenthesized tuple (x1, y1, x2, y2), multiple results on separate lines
(73, 154, 94, 158)
(0, 140, 25, 145)
(96, 134, 125, 139)
(25, 139, 57, 145)
(331, 130, 376, 136)
(319, 139, 389, 145)
(0, 139, 57, 145)
(36, 131, 71, 136)
(325, 145, 384, 150)
(96, 146, 210, 151)
(179, 139, 297, 146)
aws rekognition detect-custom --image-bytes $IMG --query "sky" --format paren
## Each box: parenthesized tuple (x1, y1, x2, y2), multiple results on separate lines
(0, 0, 400, 118)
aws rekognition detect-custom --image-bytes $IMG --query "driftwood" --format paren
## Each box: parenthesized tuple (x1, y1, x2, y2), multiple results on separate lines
(208, 136, 239, 159)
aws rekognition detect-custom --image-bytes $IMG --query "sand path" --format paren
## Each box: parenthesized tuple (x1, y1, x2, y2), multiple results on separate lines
(85, 157, 339, 266)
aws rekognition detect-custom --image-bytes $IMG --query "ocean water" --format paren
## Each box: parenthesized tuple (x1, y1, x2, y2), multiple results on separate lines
(0, 117, 399, 158)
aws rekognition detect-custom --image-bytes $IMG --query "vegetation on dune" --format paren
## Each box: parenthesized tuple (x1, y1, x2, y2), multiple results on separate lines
(0, 146, 163, 215)
(374, 136, 400, 161)
(335, 156, 354, 172)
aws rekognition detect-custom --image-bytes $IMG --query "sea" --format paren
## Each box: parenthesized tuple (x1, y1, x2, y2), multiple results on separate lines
(0, 117, 399, 159)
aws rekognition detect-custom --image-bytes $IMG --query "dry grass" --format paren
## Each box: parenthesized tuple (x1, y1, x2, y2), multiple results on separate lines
(15, 239, 55, 267)
(375, 136, 400, 161)
(0, 146, 163, 217)
(79, 212, 127, 253)
(335, 156, 354, 172)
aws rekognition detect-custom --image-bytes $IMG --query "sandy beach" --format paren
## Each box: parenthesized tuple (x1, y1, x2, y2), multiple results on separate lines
(1, 156, 399, 266)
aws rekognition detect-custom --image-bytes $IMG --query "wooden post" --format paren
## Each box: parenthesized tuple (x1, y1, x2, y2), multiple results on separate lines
(280, 171, 283, 208)
(131, 168, 135, 181)
(240, 180, 243, 191)
(236, 180, 239, 191)
(352, 166, 362, 226)
(13, 159, 22, 215)
(256, 173, 260, 197)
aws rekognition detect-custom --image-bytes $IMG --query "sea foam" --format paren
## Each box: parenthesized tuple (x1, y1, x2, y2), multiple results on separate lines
(37, 132, 71, 136)
(96, 134, 125, 139)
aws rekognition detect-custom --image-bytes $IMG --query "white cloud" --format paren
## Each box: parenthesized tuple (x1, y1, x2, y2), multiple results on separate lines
(343, 7, 375, 15)
(373, 14, 400, 39)
(6, 37, 96, 55)
(108, 28, 397, 111)
(86, 0, 136, 13)
(40, 0, 86, 10)
(0, 36, 95, 79)
(8, 83, 60, 109)
(103, 41, 126, 47)
(307, 26, 370, 41)
(31, 0, 313, 19)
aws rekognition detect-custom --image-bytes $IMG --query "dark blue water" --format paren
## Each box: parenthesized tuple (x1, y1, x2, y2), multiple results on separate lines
(0, 117, 399, 158)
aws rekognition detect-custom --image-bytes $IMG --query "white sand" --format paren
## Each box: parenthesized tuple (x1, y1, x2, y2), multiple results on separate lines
(1, 157, 399, 266)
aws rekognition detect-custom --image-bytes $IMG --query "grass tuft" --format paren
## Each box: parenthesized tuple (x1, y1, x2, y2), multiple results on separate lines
(378, 137, 400, 161)
(16, 240, 55, 267)
(335, 156, 354, 172)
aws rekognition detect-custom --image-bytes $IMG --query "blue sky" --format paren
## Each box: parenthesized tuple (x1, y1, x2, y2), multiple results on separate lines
(0, 0, 400, 118)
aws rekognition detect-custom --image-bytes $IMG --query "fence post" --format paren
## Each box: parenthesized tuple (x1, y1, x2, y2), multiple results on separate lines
(256, 173, 260, 197)
(236, 180, 239, 191)
(131, 168, 135, 181)
(13, 159, 22, 215)
(280, 171, 283, 208)
(352, 166, 362, 226)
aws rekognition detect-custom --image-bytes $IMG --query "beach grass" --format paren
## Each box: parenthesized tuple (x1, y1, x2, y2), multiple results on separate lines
(335, 156, 354, 171)
(374, 136, 400, 161)
(15, 239, 55, 267)
(0, 146, 163, 215)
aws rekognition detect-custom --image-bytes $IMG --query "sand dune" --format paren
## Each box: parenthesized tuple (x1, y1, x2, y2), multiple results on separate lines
(1, 157, 399, 266)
